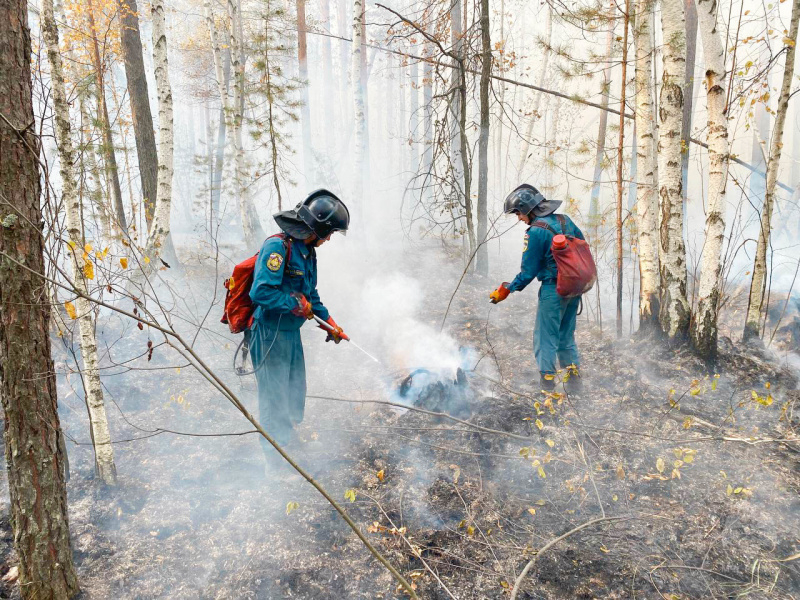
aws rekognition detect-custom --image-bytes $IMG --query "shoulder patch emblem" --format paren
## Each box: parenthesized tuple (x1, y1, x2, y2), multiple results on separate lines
(266, 252, 284, 272)
(523, 233, 529, 252)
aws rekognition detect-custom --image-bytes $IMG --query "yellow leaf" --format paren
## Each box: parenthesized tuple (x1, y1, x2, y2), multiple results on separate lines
(143, 256, 150, 264)
(286, 501, 299, 515)
(83, 260, 94, 280)
(536, 499, 546, 506)
(733, 487, 743, 494)
(64, 301, 77, 319)
(726, 484, 733, 496)
(656, 458, 665, 473)
(467, 525, 475, 536)
(545, 439, 554, 448)
(784, 37, 796, 47)
(376, 469, 385, 482)
(84, 243, 92, 254)
(671, 469, 681, 479)
(537, 466, 546, 478)
(612, 494, 618, 501)
(683, 453, 695, 464)
(599, 545, 610, 553)
(535, 419, 543, 430)
(527, 508, 536, 516)
(683, 417, 693, 429)
(344, 489, 357, 503)
(120, 257, 128, 269)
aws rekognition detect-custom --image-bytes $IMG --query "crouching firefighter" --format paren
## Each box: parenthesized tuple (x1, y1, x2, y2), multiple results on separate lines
(489, 184, 594, 393)
(246, 189, 350, 458)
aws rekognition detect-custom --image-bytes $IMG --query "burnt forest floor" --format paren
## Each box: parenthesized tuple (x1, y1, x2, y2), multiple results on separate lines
(1, 240, 799, 600)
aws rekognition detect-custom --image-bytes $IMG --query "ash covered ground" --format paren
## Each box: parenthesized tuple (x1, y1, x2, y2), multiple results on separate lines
(1, 239, 799, 599)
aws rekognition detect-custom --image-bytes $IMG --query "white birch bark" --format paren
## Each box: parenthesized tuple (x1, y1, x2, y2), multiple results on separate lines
(143, 0, 173, 267)
(657, 0, 691, 339)
(633, 0, 660, 331)
(690, 0, 729, 356)
(516, 5, 552, 176)
(318, 0, 334, 150)
(352, 0, 367, 204)
(409, 58, 419, 174)
(743, 0, 800, 341)
(41, 0, 117, 486)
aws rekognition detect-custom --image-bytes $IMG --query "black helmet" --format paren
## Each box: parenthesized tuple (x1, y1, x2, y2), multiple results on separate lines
(296, 189, 350, 238)
(504, 184, 545, 216)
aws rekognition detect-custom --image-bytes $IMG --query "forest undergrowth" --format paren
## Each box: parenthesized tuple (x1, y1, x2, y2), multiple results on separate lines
(0, 242, 798, 600)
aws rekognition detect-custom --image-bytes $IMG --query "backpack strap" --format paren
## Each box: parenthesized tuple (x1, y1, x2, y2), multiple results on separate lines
(531, 218, 558, 236)
(267, 232, 293, 263)
(556, 214, 567, 233)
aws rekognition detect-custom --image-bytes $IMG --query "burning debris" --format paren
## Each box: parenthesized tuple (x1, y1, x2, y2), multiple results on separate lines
(395, 367, 473, 417)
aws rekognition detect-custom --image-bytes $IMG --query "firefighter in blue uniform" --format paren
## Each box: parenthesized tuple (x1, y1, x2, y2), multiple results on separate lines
(489, 184, 585, 392)
(246, 190, 349, 460)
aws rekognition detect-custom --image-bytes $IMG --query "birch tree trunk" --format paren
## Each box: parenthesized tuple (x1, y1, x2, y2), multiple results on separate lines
(297, 0, 314, 183)
(680, 0, 697, 218)
(117, 0, 158, 226)
(352, 0, 367, 204)
(743, 0, 800, 341)
(87, 0, 127, 233)
(633, 0, 660, 332)
(228, 0, 266, 249)
(42, 0, 118, 486)
(516, 5, 552, 176)
(475, 0, 492, 275)
(143, 0, 174, 265)
(689, 0, 729, 358)
(657, 0, 691, 340)
(1, 0, 80, 594)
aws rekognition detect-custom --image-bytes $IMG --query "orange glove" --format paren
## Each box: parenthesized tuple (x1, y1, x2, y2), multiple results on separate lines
(489, 283, 511, 304)
(290, 293, 314, 319)
(321, 316, 349, 343)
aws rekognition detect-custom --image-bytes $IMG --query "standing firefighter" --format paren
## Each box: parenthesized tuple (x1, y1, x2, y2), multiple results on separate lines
(490, 184, 592, 392)
(246, 190, 350, 461)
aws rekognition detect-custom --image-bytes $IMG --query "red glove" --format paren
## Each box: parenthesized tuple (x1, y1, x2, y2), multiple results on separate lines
(489, 283, 511, 304)
(321, 316, 349, 343)
(290, 293, 314, 319)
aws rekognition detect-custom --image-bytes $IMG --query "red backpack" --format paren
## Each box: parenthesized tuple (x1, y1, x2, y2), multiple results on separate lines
(532, 215, 597, 298)
(220, 234, 292, 333)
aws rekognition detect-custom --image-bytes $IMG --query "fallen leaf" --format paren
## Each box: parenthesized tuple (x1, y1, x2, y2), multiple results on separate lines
(64, 301, 77, 319)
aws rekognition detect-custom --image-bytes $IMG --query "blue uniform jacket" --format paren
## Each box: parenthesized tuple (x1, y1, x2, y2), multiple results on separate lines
(249, 235, 330, 330)
(507, 214, 585, 292)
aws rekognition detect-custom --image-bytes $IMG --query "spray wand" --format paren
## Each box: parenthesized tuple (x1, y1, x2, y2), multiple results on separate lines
(312, 314, 383, 365)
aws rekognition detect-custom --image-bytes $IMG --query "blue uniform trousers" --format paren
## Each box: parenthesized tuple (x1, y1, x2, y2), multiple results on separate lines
(245, 320, 306, 454)
(533, 283, 580, 375)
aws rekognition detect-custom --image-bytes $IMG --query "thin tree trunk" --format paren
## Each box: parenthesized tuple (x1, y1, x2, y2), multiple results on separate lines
(450, 0, 475, 257)
(680, 0, 697, 218)
(422, 42, 433, 201)
(743, 0, 800, 341)
(87, 0, 126, 233)
(297, 0, 314, 183)
(80, 95, 111, 240)
(117, 0, 158, 227)
(338, 0, 350, 126)
(42, 0, 118, 486)
(633, 0, 660, 332)
(657, 0, 691, 340)
(144, 0, 174, 266)
(616, 0, 631, 337)
(495, 0, 505, 187)
(475, 0, 492, 275)
(319, 0, 334, 150)
(0, 0, 81, 594)
(352, 0, 367, 204)
(588, 17, 615, 225)
(263, 13, 284, 210)
(690, 0, 730, 358)
(516, 5, 552, 175)
(409, 58, 419, 175)
(228, 0, 266, 249)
